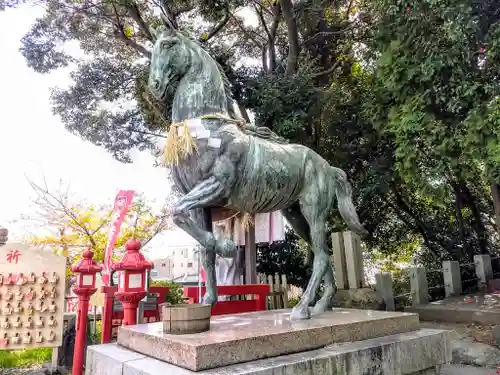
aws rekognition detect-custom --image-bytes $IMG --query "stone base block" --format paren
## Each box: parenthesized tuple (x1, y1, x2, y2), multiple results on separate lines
(117, 308, 418, 371)
(86, 328, 451, 375)
(405, 293, 500, 325)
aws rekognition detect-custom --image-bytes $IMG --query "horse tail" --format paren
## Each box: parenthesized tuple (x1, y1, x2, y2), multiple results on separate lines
(305, 167, 367, 267)
(331, 167, 368, 237)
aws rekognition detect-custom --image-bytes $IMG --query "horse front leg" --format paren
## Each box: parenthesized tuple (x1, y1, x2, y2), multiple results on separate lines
(171, 177, 234, 306)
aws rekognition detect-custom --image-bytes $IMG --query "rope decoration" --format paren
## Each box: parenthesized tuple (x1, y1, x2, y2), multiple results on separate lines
(163, 113, 254, 233)
(162, 113, 245, 166)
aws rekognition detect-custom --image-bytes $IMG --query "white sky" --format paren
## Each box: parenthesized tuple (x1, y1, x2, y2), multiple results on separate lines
(0, 5, 197, 249)
(0, 5, 263, 256)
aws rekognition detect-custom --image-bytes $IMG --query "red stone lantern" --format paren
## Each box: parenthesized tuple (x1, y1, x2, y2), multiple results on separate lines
(71, 249, 102, 375)
(111, 239, 153, 326)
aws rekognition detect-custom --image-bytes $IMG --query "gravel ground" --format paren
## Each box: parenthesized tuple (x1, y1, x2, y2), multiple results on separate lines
(1, 364, 43, 375)
(419, 321, 497, 346)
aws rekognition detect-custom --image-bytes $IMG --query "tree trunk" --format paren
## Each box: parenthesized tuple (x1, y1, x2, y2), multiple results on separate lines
(453, 184, 472, 260)
(491, 182, 500, 236)
(461, 183, 489, 254)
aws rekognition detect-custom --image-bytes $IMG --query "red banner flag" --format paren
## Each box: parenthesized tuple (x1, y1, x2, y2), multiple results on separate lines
(101, 190, 135, 285)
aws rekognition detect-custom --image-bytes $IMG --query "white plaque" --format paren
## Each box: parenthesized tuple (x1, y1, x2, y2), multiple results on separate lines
(118, 272, 124, 289)
(208, 138, 222, 148)
(82, 275, 94, 286)
(128, 273, 142, 289)
(196, 129, 211, 139)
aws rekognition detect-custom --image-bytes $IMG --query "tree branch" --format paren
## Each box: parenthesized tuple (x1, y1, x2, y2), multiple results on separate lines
(261, 45, 268, 72)
(254, 4, 271, 39)
(110, 3, 151, 58)
(158, 0, 179, 28)
(313, 59, 342, 78)
(230, 12, 267, 47)
(173, 4, 195, 16)
(27, 178, 99, 249)
(280, 0, 300, 76)
(254, 3, 281, 72)
(126, 1, 154, 41)
(302, 22, 357, 46)
(114, 29, 151, 58)
(345, 0, 354, 18)
(199, 7, 231, 42)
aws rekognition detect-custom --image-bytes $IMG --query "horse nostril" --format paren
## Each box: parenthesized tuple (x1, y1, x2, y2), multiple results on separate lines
(154, 80, 160, 89)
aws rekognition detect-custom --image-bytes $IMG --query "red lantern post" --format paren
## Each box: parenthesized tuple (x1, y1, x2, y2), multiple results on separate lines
(71, 249, 102, 375)
(111, 239, 153, 326)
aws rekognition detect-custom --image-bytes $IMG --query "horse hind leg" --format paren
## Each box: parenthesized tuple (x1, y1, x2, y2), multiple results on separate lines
(288, 167, 336, 319)
(281, 204, 336, 318)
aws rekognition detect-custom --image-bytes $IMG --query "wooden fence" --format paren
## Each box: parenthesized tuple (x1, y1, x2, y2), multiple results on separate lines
(258, 273, 302, 310)
(375, 254, 496, 310)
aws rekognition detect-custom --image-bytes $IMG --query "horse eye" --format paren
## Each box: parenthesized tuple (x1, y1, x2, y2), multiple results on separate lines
(161, 39, 177, 49)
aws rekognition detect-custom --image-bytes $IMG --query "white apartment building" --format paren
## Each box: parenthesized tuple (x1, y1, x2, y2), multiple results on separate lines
(149, 245, 199, 280)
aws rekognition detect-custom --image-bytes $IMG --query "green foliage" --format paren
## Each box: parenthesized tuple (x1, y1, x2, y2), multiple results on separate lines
(256, 230, 312, 290)
(26, 181, 171, 276)
(150, 280, 185, 305)
(11, 0, 500, 268)
(242, 67, 321, 141)
(0, 347, 52, 369)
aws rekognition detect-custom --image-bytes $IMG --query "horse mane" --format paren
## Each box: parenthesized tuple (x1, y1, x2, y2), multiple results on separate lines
(180, 32, 288, 144)
(180, 34, 237, 119)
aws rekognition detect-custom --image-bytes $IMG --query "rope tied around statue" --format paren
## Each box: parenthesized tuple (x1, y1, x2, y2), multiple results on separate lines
(162, 112, 289, 166)
(162, 113, 289, 231)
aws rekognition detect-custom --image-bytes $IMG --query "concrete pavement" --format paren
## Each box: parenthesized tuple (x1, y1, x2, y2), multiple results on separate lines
(442, 365, 498, 374)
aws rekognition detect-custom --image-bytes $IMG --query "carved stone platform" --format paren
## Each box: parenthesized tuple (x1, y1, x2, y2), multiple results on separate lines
(118, 308, 418, 371)
(86, 309, 451, 375)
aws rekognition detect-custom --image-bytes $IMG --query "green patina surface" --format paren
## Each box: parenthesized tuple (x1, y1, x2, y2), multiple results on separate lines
(147, 25, 367, 320)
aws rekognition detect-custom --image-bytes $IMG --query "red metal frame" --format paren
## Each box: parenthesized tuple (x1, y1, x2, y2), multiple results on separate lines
(183, 285, 269, 315)
(99, 284, 269, 344)
(100, 285, 170, 343)
(70, 250, 102, 375)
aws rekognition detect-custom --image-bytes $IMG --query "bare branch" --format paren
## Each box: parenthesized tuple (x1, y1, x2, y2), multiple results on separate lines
(158, 0, 178, 28)
(313, 59, 343, 78)
(230, 12, 266, 47)
(254, 4, 271, 39)
(302, 22, 357, 46)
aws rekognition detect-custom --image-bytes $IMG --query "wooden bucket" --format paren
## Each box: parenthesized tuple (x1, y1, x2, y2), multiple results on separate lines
(160, 303, 211, 334)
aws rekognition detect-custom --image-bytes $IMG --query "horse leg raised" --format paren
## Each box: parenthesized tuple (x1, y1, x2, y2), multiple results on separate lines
(172, 176, 235, 306)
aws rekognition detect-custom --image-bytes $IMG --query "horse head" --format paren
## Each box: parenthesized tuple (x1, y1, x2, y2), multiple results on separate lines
(148, 27, 192, 102)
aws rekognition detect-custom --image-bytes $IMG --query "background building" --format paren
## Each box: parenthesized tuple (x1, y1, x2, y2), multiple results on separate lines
(147, 244, 199, 281)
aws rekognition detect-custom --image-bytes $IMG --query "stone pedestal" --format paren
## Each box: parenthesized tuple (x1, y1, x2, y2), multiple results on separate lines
(86, 309, 451, 375)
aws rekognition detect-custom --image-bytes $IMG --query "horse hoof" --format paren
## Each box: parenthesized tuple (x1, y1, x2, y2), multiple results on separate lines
(290, 305, 311, 320)
(311, 302, 329, 316)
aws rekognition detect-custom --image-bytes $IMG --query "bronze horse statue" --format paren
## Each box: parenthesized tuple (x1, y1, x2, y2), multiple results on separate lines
(148, 26, 367, 319)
